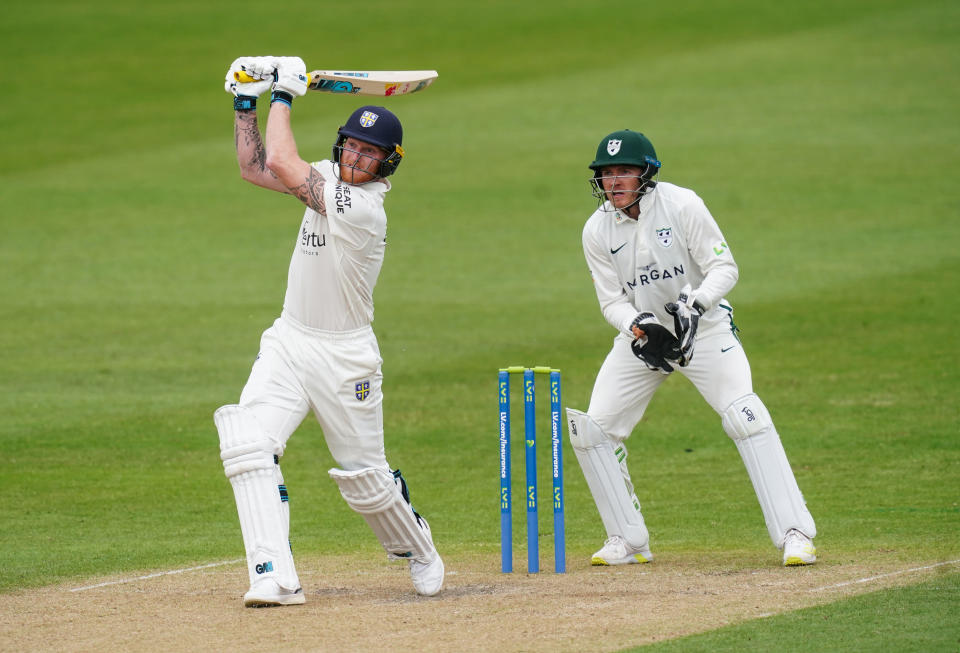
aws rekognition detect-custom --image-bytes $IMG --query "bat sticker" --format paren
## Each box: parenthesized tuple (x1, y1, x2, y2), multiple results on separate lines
(312, 80, 361, 94)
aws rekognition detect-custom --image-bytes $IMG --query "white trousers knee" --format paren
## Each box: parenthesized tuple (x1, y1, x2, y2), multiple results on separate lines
(237, 312, 388, 471)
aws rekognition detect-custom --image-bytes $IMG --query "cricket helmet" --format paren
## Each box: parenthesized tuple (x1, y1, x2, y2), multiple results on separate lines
(333, 105, 404, 178)
(589, 129, 661, 204)
(589, 129, 660, 172)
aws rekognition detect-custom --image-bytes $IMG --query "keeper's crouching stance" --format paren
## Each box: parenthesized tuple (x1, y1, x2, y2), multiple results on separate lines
(568, 129, 817, 568)
(215, 56, 443, 606)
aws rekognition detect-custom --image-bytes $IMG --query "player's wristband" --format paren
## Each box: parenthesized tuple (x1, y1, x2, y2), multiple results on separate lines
(233, 95, 256, 111)
(271, 91, 293, 107)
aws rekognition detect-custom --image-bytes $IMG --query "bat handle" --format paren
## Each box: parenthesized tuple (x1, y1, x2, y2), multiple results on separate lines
(234, 71, 257, 83)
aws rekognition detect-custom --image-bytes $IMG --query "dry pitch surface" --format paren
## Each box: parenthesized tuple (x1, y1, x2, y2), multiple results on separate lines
(3, 552, 955, 652)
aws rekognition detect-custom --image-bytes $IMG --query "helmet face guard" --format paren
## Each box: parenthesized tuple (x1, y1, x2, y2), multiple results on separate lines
(332, 105, 404, 179)
(333, 138, 405, 180)
(588, 166, 659, 202)
(588, 130, 661, 208)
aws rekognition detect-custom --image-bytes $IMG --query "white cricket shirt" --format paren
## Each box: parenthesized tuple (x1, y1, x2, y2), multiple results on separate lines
(581, 181, 739, 336)
(282, 160, 390, 331)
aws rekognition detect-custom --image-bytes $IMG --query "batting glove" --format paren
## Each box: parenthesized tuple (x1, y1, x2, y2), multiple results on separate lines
(226, 57, 274, 112)
(225, 57, 273, 95)
(665, 284, 705, 367)
(273, 56, 309, 98)
(242, 56, 280, 81)
(629, 312, 682, 374)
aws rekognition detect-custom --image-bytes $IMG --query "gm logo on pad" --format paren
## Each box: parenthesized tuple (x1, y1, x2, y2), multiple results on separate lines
(255, 561, 274, 574)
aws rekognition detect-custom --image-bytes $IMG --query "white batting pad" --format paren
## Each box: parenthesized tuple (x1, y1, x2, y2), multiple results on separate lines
(215, 405, 299, 590)
(566, 408, 649, 550)
(328, 466, 437, 562)
(721, 394, 817, 547)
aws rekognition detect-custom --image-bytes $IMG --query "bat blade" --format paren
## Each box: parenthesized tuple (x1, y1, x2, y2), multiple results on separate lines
(233, 69, 438, 97)
(308, 70, 438, 96)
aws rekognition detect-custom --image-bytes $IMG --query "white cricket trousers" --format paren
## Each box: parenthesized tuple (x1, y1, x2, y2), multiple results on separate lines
(588, 324, 751, 440)
(238, 311, 387, 471)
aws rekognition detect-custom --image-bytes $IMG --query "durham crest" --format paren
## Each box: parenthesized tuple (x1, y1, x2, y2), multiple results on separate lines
(355, 380, 370, 401)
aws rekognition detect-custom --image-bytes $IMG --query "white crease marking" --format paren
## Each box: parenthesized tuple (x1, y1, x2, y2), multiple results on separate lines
(809, 559, 960, 592)
(70, 558, 245, 592)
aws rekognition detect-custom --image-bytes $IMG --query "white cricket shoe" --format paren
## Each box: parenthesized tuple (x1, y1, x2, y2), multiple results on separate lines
(243, 579, 306, 607)
(591, 535, 653, 566)
(782, 529, 817, 566)
(406, 515, 444, 596)
(410, 553, 444, 596)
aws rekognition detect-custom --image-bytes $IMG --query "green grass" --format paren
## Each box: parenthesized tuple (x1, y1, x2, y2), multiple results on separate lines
(1, 0, 958, 649)
(631, 571, 960, 652)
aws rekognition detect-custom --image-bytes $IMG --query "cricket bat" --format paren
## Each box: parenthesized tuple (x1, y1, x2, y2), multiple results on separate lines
(234, 69, 438, 96)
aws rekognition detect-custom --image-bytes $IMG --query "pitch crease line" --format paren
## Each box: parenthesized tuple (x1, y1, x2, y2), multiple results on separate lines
(809, 559, 960, 592)
(70, 558, 245, 592)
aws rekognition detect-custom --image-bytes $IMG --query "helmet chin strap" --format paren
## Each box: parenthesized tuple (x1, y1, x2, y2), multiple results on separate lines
(601, 180, 657, 217)
(614, 189, 645, 215)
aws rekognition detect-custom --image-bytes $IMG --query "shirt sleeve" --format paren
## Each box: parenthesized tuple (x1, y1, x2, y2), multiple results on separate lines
(679, 195, 739, 310)
(582, 221, 638, 335)
(317, 165, 384, 251)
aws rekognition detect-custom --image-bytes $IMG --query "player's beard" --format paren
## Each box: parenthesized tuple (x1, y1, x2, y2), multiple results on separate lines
(340, 165, 378, 185)
(335, 146, 383, 185)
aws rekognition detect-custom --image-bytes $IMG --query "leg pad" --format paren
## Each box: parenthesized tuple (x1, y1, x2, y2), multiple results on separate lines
(566, 408, 649, 550)
(215, 405, 299, 590)
(721, 395, 817, 547)
(329, 466, 438, 563)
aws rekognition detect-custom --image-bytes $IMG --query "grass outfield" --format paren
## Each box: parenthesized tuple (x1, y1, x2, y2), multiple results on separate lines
(1, 0, 958, 649)
(633, 572, 960, 652)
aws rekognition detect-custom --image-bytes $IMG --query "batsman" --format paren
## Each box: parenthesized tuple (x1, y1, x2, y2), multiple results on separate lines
(566, 130, 817, 568)
(214, 56, 443, 606)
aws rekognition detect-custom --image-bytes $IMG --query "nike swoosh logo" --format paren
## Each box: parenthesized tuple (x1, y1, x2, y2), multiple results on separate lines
(610, 243, 627, 254)
(721, 346, 736, 353)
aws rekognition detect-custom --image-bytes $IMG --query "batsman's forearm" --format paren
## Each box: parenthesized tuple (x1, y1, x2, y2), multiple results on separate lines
(234, 111, 269, 181)
(264, 103, 326, 212)
(264, 103, 301, 178)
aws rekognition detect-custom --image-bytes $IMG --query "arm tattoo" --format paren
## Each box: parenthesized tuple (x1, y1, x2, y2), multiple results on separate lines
(290, 167, 327, 213)
(234, 113, 277, 179)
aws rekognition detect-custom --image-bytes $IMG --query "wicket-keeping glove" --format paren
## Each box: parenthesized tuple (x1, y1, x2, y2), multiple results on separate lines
(629, 312, 682, 374)
(665, 284, 705, 367)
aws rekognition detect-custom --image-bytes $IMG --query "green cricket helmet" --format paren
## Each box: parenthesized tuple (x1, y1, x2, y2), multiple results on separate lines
(589, 129, 661, 205)
(589, 129, 660, 171)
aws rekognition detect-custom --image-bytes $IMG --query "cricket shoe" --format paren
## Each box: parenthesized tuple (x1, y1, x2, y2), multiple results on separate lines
(782, 529, 817, 566)
(409, 553, 445, 596)
(591, 535, 653, 566)
(243, 579, 306, 607)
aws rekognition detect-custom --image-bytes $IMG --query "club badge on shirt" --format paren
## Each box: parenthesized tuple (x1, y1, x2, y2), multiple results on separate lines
(355, 380, 371, 401)
(656, 227, 673, 248)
